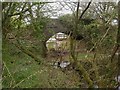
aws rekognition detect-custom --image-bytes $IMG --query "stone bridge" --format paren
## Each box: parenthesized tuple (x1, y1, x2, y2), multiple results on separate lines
(43, 18, 93, 41)
(41, 18, 93, 57)
(43, 19, 71, 41)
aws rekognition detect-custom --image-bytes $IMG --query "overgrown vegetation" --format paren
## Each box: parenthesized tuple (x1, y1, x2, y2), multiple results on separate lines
(2, 1, 120, 88)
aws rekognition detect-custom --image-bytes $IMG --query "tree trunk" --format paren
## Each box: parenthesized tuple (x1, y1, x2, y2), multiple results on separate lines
(69, 1, 93, 88)
(40, 41, 47, 58)
(117, 1, 120, 77)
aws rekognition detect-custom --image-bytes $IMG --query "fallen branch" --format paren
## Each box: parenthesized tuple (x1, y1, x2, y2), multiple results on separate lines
(13, 39, 41, 63)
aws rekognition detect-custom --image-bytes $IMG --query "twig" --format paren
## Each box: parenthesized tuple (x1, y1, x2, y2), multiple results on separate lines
(110, 44, 119, 62)
(79, 0, 92, 20)
(88, 26, 110, 53)
(3, 61, 16, 87)
(13, 70, 41, 88)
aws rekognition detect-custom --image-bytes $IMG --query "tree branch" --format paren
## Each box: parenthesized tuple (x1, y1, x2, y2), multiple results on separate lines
(79, 0, 92, 20)
(13, 39, 41, 63)
(8, 8, 30, 17)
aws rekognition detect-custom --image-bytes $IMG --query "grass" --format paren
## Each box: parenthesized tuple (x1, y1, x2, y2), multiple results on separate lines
(2, 41, 80, 88)
(2, 39, 118, 88)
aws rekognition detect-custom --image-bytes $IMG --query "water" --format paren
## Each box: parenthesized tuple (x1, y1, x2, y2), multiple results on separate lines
(53, 61, 70, 68)
(60, 61, 70, 68)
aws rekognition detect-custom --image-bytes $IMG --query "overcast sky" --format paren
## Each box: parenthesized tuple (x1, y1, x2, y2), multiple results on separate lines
(42, 2, 75, 18)
(41, 0, 119, 18)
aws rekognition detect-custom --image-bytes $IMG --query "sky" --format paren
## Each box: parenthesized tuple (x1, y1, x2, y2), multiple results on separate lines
(41, 1, 119, 19)
(42, 2, 74, 18)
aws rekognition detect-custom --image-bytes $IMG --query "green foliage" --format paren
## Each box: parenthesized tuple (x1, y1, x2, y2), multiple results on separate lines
(2, 2, 119, 88)
(59, 14, 74, 31)
(31, 17, 49, 40)
(83, 22, 100, 42)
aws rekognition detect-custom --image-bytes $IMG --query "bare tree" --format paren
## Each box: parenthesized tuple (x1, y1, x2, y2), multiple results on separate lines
(68, 0, 94, 88)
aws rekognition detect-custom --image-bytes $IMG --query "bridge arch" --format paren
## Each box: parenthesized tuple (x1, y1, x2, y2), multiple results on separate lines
(46, 32, 69, 51)
(41, 19, 84, 58)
